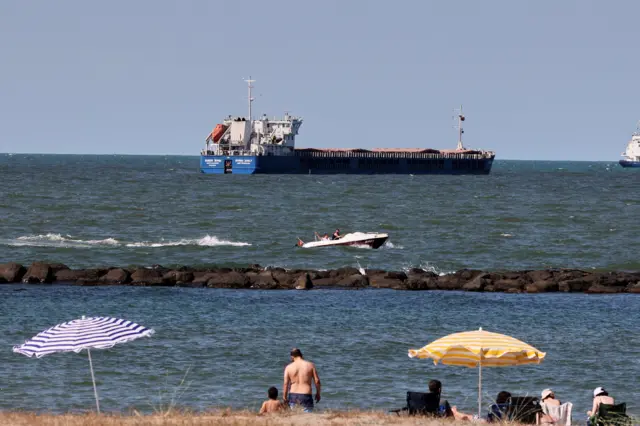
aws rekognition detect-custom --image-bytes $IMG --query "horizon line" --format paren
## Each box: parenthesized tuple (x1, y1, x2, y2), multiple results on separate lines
(0, 152, 622, 162)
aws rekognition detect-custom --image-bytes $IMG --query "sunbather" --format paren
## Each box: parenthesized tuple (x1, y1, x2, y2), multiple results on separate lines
(587, 387, 614, 417)
(541, 388, 561, 406)
(539, 388, 566, 424)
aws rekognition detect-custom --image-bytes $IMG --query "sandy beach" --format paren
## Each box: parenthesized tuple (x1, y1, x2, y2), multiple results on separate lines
(0, 410, 518, 426)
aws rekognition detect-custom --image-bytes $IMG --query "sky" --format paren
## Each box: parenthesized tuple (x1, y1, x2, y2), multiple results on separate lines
(1, 0, 639, 160)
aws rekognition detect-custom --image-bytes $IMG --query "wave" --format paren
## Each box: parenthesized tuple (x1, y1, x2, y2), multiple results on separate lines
(3, 234, 250, 248)
(7, 233, 120, 248)
(402, 261, 453, 276)
(382, 241, 403, 249)
(125, 235, 251, 248)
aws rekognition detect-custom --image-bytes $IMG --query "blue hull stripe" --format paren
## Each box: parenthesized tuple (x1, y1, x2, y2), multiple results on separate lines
(200, 156, 493, 175)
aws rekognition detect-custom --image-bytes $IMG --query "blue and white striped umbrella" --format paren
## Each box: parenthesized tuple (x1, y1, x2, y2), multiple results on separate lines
(13, 316, 154, 413)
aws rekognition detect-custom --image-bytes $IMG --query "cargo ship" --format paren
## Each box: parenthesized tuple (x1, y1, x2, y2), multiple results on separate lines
(619, 122, 640, 168)
(200, 78, 495, 174)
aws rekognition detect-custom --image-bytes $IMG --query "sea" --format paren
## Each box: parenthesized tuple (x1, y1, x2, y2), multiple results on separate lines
(0, 154, 639, 418)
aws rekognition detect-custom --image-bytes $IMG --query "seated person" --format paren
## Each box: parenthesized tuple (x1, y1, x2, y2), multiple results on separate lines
(587, 386, 614, 418)
(428, 379, 485, 421)
(259, 386, 285, 414)
(487, 391, 512, 422)
(539, 388, 562, 424)
(541, 388, 561, 407)
(426, 379, 454, 417)
(322, 233, 329, 240)
(332, 229, 341, 240)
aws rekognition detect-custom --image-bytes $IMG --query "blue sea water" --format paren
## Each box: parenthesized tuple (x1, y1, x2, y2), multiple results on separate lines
(0, 155, 638, 417)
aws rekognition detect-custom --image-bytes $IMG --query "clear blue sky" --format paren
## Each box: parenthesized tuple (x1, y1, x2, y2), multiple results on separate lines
(1, 0, 639, 160)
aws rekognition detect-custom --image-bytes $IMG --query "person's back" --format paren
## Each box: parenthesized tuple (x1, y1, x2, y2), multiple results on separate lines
(259, 387, 284, 414)
(588, 387, 614, 417)
(283, 348, 321, 413)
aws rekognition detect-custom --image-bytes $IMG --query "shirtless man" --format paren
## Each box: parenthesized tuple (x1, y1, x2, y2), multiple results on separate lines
(283, 348, 321, 412)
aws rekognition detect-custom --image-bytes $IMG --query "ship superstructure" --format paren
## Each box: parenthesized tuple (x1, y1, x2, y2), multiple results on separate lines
(619, 122, 640, 168)
(202, 78, 303, 158)
(200, 78, 495, 174)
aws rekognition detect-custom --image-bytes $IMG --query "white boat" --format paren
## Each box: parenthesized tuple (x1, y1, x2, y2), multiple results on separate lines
(297, 232, 389, 249)
(619, 121, 640, 168)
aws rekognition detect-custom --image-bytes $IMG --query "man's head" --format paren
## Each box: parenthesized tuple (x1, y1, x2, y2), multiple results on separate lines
(290, 347, 303, 360)
(428, 379, 442, 394)
(268, 386, 278, 400)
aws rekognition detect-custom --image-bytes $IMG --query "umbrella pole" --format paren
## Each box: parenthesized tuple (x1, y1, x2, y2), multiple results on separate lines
(87, 348, 101, 414)
(478, 358, 482, 418)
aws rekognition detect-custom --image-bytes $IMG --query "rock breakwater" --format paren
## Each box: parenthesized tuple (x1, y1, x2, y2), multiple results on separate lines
(2, 262, 640, 294)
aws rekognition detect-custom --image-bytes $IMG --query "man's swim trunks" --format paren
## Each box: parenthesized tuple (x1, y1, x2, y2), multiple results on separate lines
(288, 393, 314, 412)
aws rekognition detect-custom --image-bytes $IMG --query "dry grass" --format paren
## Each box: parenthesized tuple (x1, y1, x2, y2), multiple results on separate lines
(0, 409, 524, 426)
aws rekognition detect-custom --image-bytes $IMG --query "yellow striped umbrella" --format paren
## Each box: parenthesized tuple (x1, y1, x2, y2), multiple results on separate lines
(408, 328, 546, 417)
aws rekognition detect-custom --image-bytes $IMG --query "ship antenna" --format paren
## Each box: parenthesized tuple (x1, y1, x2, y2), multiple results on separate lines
(457, 104, 465, 150)
(244, 76, 255, 121)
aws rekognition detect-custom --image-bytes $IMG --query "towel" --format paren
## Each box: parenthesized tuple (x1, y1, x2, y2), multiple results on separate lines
(542, 402, 573, 426)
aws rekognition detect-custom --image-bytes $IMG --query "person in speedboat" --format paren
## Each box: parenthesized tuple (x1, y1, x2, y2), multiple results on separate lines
(331, 229, 342, 240)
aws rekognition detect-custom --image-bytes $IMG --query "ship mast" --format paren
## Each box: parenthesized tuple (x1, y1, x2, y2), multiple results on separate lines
(457, 105, 465, 151)
(244, 76, 255, 121)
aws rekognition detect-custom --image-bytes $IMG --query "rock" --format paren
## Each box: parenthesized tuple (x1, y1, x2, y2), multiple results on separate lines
(369, 271, 407, 289)
(272, 269, 300, 288)
(586, 284, 625, 294)
(0, 263, 26, 283)
(207, 271, 250, 289)
(330, 267, 360, 279)
(437, 269, 483, 290)
(22, 262, 54, 284)
(192, 272, 218, 286)
(101, 268, 131, 284)
(559, 276, 596, 292)
(295, 273, 313, 290)
(628, 282, 640, 293)
(493, 279, 525, 292)
(463, 274, 490, 292)
(405, 272, 438, 290)
(48, 263, 69, 274)
(55, 269, 89, 282)
(130, 268, 164, 286)
(527, 270, 554, 283)
(249, 271, 279, 289)
(524, 284, 539, 293)
(531, 280, 558, 292)
(174, 271, 195, 285)
(336, 274, 369, 288)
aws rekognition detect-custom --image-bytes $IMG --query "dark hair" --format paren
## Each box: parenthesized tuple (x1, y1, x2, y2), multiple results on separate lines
(428, 379, 442, 394)
(290, 348, 303, 358)
(268, 386, 278, 400)
(496, 391, 512, 404)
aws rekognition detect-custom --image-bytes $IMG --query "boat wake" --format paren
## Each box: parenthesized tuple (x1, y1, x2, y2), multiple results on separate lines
(3, 234, 251, 248)
(126, 235, 251, 247)
(382, 241, 403, 249)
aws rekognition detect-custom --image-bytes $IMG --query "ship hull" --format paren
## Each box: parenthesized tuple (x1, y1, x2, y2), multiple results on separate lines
(200, 155, 494, 174)
(619, 159, 640, 168)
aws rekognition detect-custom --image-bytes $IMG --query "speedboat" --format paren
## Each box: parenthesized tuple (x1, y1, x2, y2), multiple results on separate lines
(297, 232, 389, 249)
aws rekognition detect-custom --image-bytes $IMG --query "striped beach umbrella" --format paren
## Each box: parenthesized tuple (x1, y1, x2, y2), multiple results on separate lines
(13, 316, 154, 413)
(408, 327, 545, 417)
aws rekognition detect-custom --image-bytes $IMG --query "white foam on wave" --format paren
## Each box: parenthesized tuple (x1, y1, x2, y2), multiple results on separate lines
(382, 241, 403, 249)
(402, 261, 453, 277)
(500, 233, 514, 238)
(8, 233, 120, 248)
(4, 234, 250, 248)
(125, 235, 251, 248)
